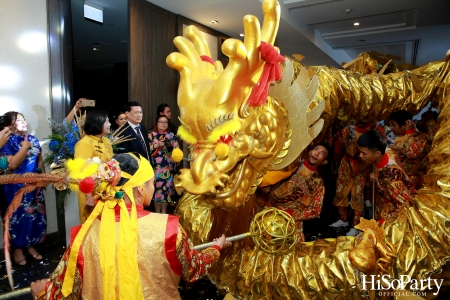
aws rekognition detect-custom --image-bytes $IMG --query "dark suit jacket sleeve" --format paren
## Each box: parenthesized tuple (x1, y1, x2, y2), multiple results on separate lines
(117, 127, 132, 154)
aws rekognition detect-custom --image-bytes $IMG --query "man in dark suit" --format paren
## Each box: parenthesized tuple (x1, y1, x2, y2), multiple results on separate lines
(118, 101, 151, 160)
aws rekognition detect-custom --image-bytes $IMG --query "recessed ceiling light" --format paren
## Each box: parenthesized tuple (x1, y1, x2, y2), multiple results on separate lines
(354, 22, 360, 26)
(84, 1, 103, 23)
(239, 33, 244, 37)
(92, 47, 99, 51)
(210, 20, 219, 24)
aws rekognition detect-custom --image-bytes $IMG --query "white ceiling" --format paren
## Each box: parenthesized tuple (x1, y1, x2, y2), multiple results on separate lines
(72, 0, 450, 70)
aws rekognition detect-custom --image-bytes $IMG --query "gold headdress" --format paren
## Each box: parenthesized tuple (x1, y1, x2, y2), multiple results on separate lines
(61, 153, 154, 300)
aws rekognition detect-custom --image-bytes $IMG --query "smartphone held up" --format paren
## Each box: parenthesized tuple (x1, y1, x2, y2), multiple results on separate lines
(81, 99, 96, 107)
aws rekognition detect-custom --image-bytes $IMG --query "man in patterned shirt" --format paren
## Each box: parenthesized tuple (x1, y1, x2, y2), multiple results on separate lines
(357, 129, 415, 225)
(389, 110, 430, 189)
(331, 121, 376, 236)
(264, 143, 330, 242)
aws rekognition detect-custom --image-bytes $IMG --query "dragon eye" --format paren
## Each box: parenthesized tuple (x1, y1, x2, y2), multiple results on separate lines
(220, 134, 233, 144)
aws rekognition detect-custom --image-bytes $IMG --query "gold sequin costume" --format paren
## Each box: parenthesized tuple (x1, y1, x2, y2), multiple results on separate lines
(36, 205, 221, 300)
(166, 0, 450, 298)
(333, 124, 372, 226)
(256, 159, 325, 242)
(373, 149, 415, 224)
(32, 154, 223, 300)
(389, 129, 430, 189)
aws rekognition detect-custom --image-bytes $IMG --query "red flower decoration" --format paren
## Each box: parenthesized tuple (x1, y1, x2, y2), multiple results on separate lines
(79, 177, 96, 194)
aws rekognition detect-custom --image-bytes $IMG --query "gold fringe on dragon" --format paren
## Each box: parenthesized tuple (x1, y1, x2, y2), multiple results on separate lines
(165, 0, 450, 299)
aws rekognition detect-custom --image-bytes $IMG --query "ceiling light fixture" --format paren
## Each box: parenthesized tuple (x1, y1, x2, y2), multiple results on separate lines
(239, 33, 244, 37)
(354, 22, 360, 26)
(92, 47, 99, 51)
(84, 1, 103, 23)
(210, 20, 219, 24)
(345, 8, 351, 14)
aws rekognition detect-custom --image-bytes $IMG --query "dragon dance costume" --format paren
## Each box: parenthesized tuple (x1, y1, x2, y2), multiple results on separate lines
(388, 129, 429, 189)
(35, 205, 220, 300)
(256, 158, 325, 242)
(424, 118, 438, 143)
(333, 124, 372, 227)
(270, 159, 324, 242)
(373, 149, 415, 225)
(165, 0, 450, 297)
(29, 153, 223, 300)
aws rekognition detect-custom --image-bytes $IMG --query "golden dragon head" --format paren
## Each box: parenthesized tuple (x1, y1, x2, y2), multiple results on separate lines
(167, 0, 324, 209)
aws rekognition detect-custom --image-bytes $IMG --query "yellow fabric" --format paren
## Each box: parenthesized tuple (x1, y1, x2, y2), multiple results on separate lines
(260, 170, 293, 187)
(62, 154, 154, 300)
(79, 213, 182, 299)
(74, 135, 114, 223)
(74, 135, 114, 161)
(259, 154, 303, 187)
(62, 201, 105, 296)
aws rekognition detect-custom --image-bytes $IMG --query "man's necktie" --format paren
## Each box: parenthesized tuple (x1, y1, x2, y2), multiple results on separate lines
(135, 126, 148, 157)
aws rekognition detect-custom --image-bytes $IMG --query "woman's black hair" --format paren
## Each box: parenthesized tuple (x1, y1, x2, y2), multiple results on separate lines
(113, 152, 141, 186)
(357, 129, 387, 155)
(83, 110, 108, 135)
(0, 112, 18, 131)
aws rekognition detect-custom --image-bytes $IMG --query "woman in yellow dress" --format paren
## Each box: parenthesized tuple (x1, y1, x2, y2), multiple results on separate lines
(74, 110, 113, 223)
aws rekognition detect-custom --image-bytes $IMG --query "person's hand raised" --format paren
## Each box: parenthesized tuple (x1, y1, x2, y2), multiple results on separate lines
(154, 138, 165, 148)
(75, 98, 86, 110)
(20, 134, 31, 149)
(0, 127, 11, 148)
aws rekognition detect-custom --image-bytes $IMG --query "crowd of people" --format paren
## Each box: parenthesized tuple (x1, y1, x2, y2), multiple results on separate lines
(0, 100, 231, 299)
(0, 100, 183, 265)
(0, 99, 439, 298)
(256, 106, 438, 242)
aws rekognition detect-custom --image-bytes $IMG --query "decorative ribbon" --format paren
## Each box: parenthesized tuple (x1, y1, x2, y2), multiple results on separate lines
(247, 41, 285, 107)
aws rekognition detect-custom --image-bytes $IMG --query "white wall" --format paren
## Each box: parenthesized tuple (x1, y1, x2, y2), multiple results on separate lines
(0, 0, 58, 246)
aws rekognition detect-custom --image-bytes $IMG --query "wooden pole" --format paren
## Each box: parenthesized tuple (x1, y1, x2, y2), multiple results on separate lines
(0, 287, 31, 299)
(372, 164, 375, 219)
